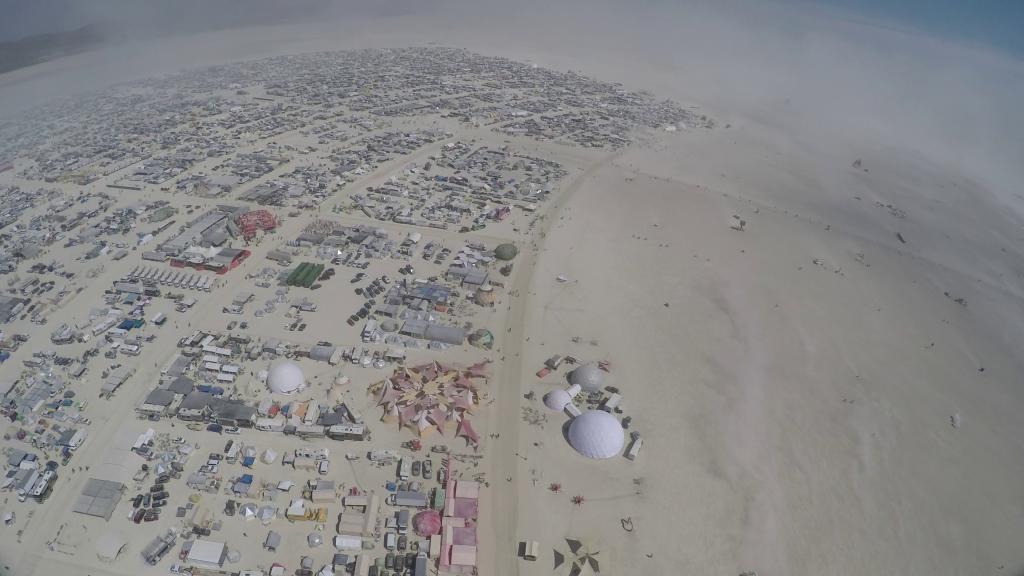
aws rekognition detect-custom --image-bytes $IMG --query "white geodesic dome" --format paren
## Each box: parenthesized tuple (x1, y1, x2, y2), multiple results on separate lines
(568, 364, 605, 392)
(567, 410, 624, 459)
(268, 360, 304, 394)
(543, 389, 572, 411)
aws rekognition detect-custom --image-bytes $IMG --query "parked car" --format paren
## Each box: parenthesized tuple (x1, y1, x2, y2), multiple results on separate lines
(422, 460, 432, 479)
(224, 426, 240, 435)
(206, 423, 223, 434)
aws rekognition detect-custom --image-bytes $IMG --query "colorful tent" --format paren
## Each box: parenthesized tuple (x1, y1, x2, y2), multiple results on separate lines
(456, 418, 479, 446)
(413, 510, 442, 536)
(369, 361, 489, 441)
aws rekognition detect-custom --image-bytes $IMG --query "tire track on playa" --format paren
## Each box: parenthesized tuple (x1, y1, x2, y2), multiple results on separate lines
(489, 147, 625, 576)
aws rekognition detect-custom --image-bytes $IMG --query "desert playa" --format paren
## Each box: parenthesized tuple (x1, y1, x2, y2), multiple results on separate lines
(504, 121, 1024, 575)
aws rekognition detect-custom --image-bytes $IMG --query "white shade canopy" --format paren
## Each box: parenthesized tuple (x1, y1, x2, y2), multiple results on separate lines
(568, 410, 624, 459)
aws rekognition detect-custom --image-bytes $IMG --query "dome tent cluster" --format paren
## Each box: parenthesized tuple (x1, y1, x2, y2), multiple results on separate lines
(540, 362, 627, 459)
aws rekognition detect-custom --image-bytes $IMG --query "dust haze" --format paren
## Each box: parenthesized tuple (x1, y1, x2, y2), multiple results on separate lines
(3, 0, 1022, 199)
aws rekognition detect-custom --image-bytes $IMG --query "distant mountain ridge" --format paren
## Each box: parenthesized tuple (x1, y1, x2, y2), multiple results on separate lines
(0, 23, 114, 75)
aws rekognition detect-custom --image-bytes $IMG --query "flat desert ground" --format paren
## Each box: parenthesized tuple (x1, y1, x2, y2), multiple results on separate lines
(1, 13, 1022, 576)
(501, 124, 1024, 575)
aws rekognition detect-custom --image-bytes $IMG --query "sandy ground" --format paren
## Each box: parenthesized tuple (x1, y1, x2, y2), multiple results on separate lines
(506, 126, 1024, 576)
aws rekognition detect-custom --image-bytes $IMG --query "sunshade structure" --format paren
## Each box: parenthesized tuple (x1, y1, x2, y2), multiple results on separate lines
(258, 505, 277, 524)
(369, 361, 489, 446)
(73, 478, 125, 521)
(553, 538, 601, 574)
(240, 502, 258, 519)
(413, 509, 442, 536)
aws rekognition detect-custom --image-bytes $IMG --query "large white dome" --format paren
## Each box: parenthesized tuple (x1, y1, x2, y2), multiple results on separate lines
(543, 389, 572, 412)
(268, 360, 304, 394)
(568, 364, 604, 392)
(567, 410, 624, 459)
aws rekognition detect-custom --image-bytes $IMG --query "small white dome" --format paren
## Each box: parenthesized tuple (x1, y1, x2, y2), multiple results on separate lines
(268, 360, 304, 394)
(568, 364, 604, 392)
(568, 410, 624, 459)
(543, 389, 572, 411)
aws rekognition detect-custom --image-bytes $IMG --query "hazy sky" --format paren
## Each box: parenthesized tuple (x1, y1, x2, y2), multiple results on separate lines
(817, 0, 1024, 55)
(2, 0, 1023, 58)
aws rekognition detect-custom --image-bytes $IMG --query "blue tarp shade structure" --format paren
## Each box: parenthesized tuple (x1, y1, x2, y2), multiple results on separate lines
(0, 351, 10, 363)
(118, 318, 145, 330)
(240, 474, 253, 484)
(242, 456, 256, 468)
